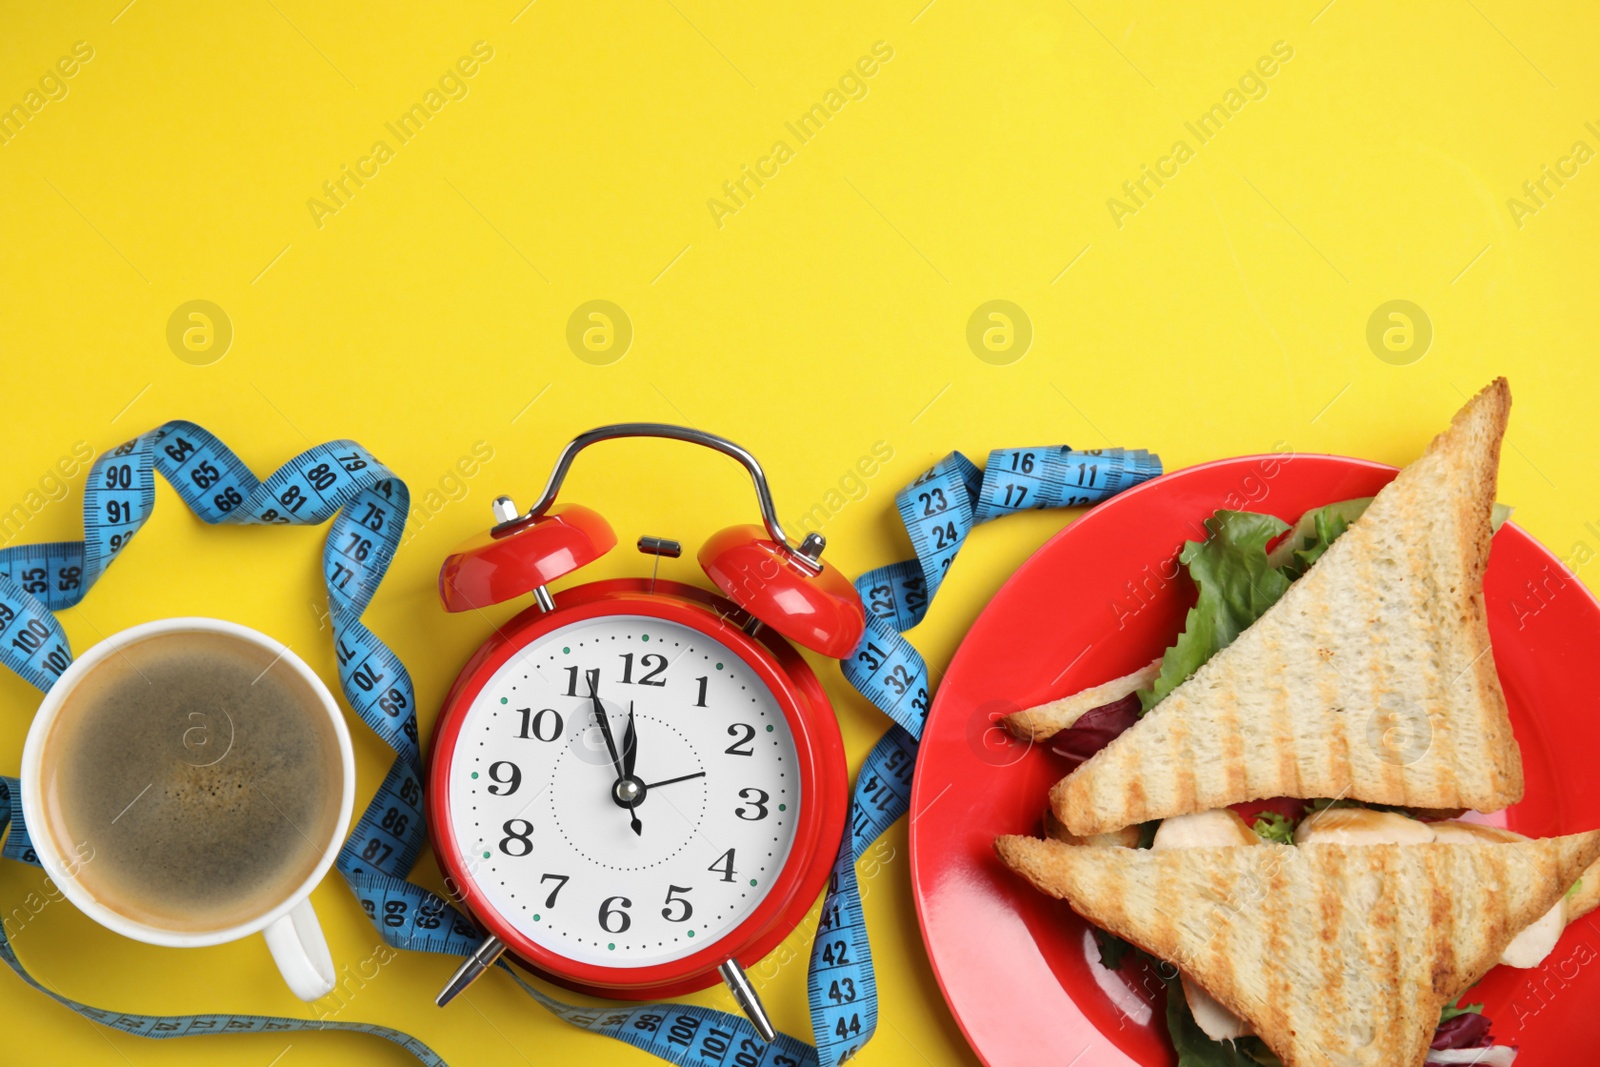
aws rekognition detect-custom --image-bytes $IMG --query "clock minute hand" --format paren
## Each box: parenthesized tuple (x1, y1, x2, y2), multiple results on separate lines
(622, 701, 638, 780)
(620, 702, 643, 837)
(642, 771, 707, 790)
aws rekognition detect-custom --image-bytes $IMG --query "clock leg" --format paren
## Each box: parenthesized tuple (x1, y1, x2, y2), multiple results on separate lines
(718, 958, 776, 1043)
(435, 935, 507, 1007)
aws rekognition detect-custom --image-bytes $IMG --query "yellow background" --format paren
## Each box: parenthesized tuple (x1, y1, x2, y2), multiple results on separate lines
(2, 1, 1598, 1064)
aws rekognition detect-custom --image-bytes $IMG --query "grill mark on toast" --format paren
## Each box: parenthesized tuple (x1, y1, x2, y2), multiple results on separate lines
(1259, 848, 1293, 1052)
(1312, 845, 1346, 1058)
(1168, 698, 1197, 818)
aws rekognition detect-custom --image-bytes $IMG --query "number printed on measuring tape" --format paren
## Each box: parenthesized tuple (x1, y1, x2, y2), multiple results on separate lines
(0, 426, 1158, 1067)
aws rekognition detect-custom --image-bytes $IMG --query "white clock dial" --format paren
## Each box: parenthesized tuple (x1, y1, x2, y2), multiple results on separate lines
(447, 614, 800, 967)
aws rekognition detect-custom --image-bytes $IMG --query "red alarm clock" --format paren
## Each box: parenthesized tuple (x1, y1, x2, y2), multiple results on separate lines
(427, 425, 862, 1040)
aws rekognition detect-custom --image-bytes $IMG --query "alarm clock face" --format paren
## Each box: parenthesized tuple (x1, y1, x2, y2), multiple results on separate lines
(444, 613, 801, 967)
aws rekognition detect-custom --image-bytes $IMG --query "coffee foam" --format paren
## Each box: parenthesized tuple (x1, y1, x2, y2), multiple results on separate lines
(39, 630, 343, 934)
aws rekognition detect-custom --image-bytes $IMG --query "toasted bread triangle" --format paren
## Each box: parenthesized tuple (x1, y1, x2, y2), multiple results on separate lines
(1056, 379, 1522, 836)
(996, 830, 1600, 1067)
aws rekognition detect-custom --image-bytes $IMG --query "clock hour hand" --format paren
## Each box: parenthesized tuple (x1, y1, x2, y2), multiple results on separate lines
(587, 672, 627, 781)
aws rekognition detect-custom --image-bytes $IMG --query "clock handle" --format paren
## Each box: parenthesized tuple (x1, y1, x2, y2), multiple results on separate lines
(435, 934, 507, 1007)
(512, 423, 825, 574)
(719, 958, 777, 1044)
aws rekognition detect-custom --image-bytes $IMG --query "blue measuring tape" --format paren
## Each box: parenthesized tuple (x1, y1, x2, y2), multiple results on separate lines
(0, 427, 1157, 1066)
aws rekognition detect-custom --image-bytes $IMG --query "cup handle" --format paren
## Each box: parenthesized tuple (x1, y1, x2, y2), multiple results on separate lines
(263, 897, 336, 1002)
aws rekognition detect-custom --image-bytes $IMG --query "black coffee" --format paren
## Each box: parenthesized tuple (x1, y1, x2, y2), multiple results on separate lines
(39, 630, 343, 933)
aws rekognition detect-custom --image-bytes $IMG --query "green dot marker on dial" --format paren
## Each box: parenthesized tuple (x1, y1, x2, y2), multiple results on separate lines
(471, 772, 479, 779)
(608, 943, 615, 951)
(766, 725, 774, 732)
(641, 634, 649, 642)
(482, 851, 490, 859)
(715, 663, 724, 670)
(500, 697, 508, 704)
(562, 646, 570, 654)
(687, 930, 695, 938)
(533, 914, 541, 922)
(778, 804, 786, 811)
(749, 879, 757, 886)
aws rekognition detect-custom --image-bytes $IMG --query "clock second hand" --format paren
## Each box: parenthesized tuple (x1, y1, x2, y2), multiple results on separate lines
(587, 673, 643, 836)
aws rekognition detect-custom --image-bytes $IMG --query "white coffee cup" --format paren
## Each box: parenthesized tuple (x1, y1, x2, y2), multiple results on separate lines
(19, 617, 355, 1002)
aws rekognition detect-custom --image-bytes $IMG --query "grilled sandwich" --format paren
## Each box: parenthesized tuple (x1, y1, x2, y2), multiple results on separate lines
(996, 829, 1600, 1067)
(1052, 379, 1522, 837)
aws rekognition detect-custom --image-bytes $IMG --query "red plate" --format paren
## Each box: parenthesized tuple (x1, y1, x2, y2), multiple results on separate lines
(908, 454, 1600, 1066)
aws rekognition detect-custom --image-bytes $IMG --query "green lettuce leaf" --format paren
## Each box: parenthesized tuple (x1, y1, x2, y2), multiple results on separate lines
(1439, 995, 1484, 1025)
(1251, 811, 1296, 845)
(1142, 511, 1291, 712)
(1265, 498, 1372, 579)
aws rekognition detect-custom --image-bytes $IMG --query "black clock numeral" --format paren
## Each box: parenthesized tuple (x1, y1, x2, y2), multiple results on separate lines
(499, 819, 533, 856)
(599, 895, 632, 934)
(515, 707, 563, 742)
(661, 885, 693, 923)
(487, 761, 521, 795)
(540, 873, 569, 908)
(637, 653, 667, 685)
(693, 676, 709, 707)
(564, 665, 581, 697)
(618, 652, 668, 686)
(708, 848, 737, 883)
(724, 723, 756, 756)
(734, 787, 770, 821)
